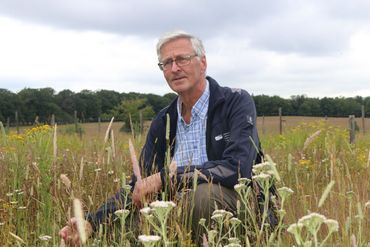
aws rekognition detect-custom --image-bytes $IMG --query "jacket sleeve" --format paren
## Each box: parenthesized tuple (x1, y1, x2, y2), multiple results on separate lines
(170, 90, 260, 189)
(85, 188, 130, 232)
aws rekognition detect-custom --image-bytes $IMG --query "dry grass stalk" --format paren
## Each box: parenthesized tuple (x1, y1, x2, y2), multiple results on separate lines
(53, 123, 57, 162)
(73, 198, 87, 244)
(303, 130, 321, 151)
(318, 180, 335, 208)
(110, 129, 116, 159)
(104, 117, 114, 144)
(9, 232, 25, 244)
(60, 174, 71, 190)
(129, 138, 141, 181)
(79, 157, 84, 181)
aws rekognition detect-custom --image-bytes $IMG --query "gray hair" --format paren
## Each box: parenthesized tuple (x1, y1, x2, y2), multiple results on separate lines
(156, 30, 205, 61)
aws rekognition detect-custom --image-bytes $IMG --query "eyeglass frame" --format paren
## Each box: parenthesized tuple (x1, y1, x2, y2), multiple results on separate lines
(157, 54, 198, 71)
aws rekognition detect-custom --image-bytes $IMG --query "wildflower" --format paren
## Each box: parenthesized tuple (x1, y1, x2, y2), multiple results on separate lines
(138, 235, 161, 247)
(278, 187, 294, 199)
(287, 223, 304, 245)
(114, 209, 130, 220)
(6, 192, 13, 197)
(207, 230, 218, 243)
(150, 200, 176, 222)
(0, 222, 4, 226)
(234, 183, 247, 193)
(237, 177, 251, 185)
(107, 170, 114, 175)
(140, 207, 151, 215)
(225, 243, 241, 247)
(150, 200, 176, 208)
(324, 219, 339, 232)
(113, 178, 120, 183)
(18, 206, 27, 210)
(211, 213, 224, 222)
(198, 218, 206, 226)
(39, 235, 52, 241)
(365, 201, 370, 209)
(298, 213, 326, 234)
(227, 237, 240, 244)
(230, 217, 242, 226)
(94, 168, 102, 173)
(252, 173, 271, 181)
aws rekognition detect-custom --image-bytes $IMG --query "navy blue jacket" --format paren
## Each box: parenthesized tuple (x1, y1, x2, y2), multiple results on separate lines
(87, 76, 261, 230)
(141, 76, 260, 189)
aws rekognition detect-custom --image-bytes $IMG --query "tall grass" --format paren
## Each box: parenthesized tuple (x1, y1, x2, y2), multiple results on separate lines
(0, 120, 368, 246)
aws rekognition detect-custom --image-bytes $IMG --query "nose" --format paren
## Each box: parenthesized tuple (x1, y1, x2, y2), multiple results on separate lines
(170, 60, 181, 72)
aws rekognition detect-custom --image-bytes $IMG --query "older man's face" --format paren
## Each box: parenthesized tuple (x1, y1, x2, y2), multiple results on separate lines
(159, 38, 207, 96)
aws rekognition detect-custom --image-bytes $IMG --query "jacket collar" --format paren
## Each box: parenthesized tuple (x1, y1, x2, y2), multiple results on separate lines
(164, 75, 225, 116)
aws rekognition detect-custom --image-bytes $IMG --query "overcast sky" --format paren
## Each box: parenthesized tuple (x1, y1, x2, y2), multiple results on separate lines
(0, 0, 370, 98)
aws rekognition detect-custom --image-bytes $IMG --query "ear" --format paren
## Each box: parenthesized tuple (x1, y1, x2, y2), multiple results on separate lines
(200, 55, 207, 73)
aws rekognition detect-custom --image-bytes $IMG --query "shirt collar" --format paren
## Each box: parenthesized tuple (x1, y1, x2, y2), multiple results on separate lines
(177, 79, 209, 122)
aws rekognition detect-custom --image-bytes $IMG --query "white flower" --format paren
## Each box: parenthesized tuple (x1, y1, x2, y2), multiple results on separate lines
(94, 168, 102, 172)
(278, 187, 294, 199)
(211, 214, 223, 221)
(298, 213, 327, 233)
(39, 235, 52, 241)
(114, 209, 130, 220)
(138, 235, 161, 247)
(324, 219, 339, 232)
(287, 222, 303, 235)
(140, 207, 152, 215)
(0, 222, 5, 226)
(234, 183, 247, 193)
(365, 201, 370, 209)
(18, 206, 27, 210)
(237, 177, 251, 185)
(228, 237, 240, 244)
(150, 200, 176, 208)
(6, 192, 13, 197)
(252, 173, 271, 180)
(107, 170, 114, 175)
(230, 217, 242, 226)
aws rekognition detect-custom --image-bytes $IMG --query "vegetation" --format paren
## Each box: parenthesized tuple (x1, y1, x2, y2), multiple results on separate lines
(0, 119, 368, 246)
(1, 88, 369, 125)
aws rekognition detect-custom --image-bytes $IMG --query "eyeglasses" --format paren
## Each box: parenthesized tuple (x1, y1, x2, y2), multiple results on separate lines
(158, 54, 198, 71)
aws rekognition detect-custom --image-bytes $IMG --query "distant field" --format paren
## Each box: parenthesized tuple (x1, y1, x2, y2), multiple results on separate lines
(256, 116, 369, 134)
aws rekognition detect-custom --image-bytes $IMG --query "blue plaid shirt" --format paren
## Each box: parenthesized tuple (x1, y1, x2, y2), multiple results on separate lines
(173, 80, 209, 167)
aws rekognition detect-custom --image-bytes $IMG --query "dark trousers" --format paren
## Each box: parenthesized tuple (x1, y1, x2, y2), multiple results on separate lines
(190, 183, 238, 243)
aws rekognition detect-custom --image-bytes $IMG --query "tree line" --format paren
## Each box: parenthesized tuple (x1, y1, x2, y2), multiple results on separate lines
(0, 88, 369, 126)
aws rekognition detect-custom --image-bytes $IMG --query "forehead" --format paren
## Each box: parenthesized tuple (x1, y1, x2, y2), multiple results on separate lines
(160, 38, 194, 58)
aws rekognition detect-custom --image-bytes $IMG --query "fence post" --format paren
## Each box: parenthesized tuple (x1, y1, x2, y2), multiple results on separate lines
(262, 115, 265, 135)
(98, 117, 101, 133)
(74, 111, 78, 133)
(6, 117, 10, 132)
(51, 114, 55, 126)
(139, 111, 143, 134)
(349, 115, 356, 144)
(15, 111, 19, 134)
(278, 107, 282, 135)
(362, 105, 365, 134)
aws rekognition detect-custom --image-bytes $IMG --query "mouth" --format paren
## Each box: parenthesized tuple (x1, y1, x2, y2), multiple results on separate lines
(172, 76, 186, 83)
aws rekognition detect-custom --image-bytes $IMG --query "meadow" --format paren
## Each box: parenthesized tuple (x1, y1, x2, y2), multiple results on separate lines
(0, 117, 369, 246)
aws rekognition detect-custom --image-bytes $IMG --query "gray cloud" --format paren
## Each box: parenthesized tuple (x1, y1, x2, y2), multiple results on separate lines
(0, 0, 370, 97)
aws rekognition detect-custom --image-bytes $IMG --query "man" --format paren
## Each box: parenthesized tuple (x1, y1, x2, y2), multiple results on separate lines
(60, 30, 261, 245)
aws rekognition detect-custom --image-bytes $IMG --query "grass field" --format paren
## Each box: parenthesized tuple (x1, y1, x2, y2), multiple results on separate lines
(0, 117, 369, 246)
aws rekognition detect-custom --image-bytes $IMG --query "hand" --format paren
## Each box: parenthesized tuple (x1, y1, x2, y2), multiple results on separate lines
(132, 179, 146, 208)
(132, 173, 162, 208)
(59, 217, 93, 246)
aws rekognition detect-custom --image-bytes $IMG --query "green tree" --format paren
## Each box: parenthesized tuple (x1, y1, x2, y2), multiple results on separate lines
(110, 98, 155, 133)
